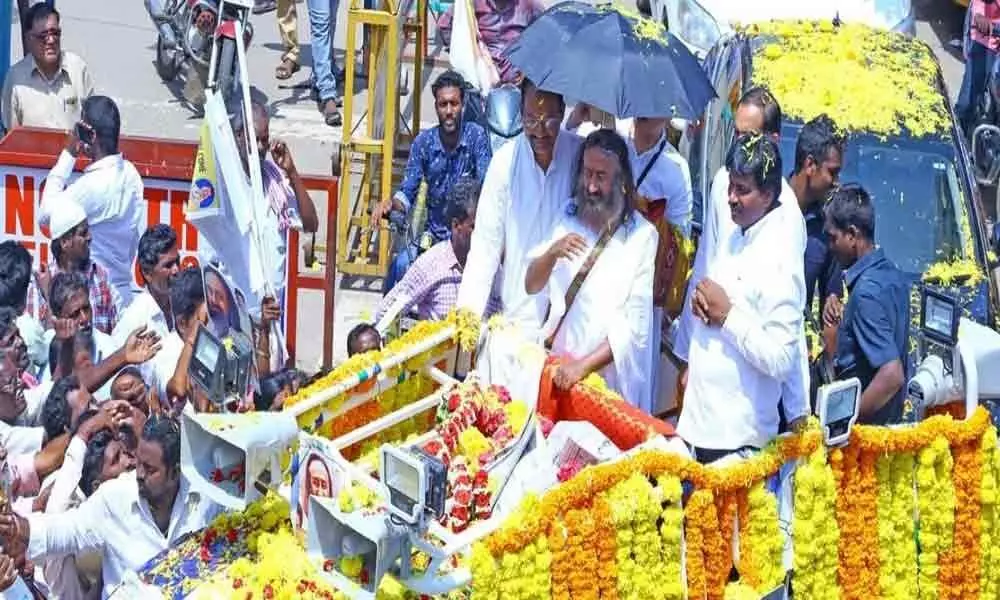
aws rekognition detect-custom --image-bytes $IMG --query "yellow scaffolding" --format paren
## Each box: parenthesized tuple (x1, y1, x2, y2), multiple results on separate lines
(335, 0, 428, 278)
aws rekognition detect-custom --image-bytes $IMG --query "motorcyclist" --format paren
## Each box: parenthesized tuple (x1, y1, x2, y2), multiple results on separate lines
(957, 0, 1000, 136)
(370, 71, 492, 294)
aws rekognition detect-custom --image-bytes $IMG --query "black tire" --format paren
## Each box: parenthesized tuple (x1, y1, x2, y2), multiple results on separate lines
(636, 0, 651, 17)
(155, 34, 182, 82)
(330, 142, 342, 177)
(217, 36, 237, 105)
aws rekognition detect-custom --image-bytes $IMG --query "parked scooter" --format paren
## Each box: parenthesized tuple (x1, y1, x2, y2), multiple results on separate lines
(145, 0, 253, 106)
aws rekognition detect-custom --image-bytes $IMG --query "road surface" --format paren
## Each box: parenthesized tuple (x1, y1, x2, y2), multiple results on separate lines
(8, 0, 970, 371)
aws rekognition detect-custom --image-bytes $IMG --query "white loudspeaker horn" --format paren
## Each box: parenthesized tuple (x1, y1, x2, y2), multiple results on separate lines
(180, 411, 299, 510)
(306, 495, 405, 600)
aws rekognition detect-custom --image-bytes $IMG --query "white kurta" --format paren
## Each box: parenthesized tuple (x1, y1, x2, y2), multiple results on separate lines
(457, 131, 583, 333)
(530, 212, 658, 413)
(674, 167, 810, 421)
(676, 203, 806, 450)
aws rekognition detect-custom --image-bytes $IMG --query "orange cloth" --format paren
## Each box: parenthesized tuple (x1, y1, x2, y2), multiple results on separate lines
(538, 356, 674, 451)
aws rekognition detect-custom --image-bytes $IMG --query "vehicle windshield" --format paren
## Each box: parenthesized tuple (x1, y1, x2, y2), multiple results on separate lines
(778, 124, 969, 276)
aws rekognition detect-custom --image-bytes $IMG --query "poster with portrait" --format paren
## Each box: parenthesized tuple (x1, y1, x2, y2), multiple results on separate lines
(290, 432, 348, 532)
(202, 263, 253, 340)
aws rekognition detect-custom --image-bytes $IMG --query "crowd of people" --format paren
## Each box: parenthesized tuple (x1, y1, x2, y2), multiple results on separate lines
(0, 0, 945, 597)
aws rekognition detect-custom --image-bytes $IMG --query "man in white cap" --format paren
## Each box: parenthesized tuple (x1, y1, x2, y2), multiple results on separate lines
(26, 201, 122, 336)
(39, 95, 143, 307)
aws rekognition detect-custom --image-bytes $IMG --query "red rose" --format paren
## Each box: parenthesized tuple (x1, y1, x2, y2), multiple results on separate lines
(323, 559, 335, 572)
(451, 505, 470, 521)
(203, 528, 217, 544)
(453, 489, 472, 505)
(199, 547, 211, 562)
(447, 394, 460, 411)
(226, 529, 239, 543)
(474, 469, 489, 486)
(424, 440, 443, 455)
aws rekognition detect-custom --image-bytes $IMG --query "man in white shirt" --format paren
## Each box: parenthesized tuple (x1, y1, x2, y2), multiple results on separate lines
(112, 225, 180, 379)
(457, 79, 582, 332)
(47, 273, 160, 401)
(0, 415, 223, 598)
(525, 129, 657, 411)
(676, 133, 805, 462)
(674, 86, 810, 429)
(38, 95, 144, 307)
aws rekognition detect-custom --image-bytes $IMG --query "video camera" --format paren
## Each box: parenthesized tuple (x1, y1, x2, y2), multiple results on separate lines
(188, 324, 254, 410)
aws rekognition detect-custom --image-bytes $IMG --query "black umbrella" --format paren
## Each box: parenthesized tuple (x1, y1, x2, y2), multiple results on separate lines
(504, 1, 716, 119)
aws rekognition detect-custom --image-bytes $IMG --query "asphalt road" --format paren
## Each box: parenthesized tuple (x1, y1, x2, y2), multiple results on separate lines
(8, 0, 973, 370)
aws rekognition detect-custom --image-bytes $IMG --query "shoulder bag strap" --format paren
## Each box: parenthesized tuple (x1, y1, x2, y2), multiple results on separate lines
(544, 223, 620, 350)
(634, 138, 668, 189)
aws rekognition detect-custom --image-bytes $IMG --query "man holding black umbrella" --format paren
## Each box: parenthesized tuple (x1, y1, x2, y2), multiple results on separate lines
(457, 78, 581, 334)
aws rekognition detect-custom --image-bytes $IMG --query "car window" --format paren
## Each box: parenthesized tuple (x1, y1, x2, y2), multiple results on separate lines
(779, 125, 969, 276)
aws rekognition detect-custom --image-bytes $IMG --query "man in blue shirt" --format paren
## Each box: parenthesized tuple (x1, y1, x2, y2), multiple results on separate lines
(372, 70, 493, 293)
(824, 184, 908, 425)
(788, 114, 844, 317)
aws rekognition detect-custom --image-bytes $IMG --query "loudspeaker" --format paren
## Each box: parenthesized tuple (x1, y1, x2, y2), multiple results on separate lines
(180, 411, 299, 509)
(306, 495, 405, 599)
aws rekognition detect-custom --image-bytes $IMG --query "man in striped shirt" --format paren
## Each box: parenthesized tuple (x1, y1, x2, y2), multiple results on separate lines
(25, 202, 121, 336)
(375, 178, 501, 329)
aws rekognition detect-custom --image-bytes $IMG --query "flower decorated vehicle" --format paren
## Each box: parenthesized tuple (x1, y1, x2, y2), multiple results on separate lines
(675, 20, 1000, 420)
(638, 0, 915, 57)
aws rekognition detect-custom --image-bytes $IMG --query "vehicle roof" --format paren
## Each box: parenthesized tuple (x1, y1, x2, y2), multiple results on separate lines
(740, 20, 952, 139)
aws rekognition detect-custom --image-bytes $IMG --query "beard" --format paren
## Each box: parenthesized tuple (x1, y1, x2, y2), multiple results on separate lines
(575, 184, 625, 229)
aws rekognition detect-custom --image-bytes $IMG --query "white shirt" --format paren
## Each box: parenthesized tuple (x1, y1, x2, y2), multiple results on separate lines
(576, 119, 693, 237)
(531, 212, 658, 412)
(27, 471, 221, 598)
(458, 131, 582, 331)
(676, 191, 806, 450)
(112, 291, 173, 390)
(0, 422, 44, 456)
(41, 436, 99, 600)
(674, 167, 810, 415)
(150, 333, 184, 400)
(39, 151, 144, 306)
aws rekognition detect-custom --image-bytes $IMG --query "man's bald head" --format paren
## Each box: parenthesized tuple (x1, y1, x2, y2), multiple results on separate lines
(735, 86, 782, 139)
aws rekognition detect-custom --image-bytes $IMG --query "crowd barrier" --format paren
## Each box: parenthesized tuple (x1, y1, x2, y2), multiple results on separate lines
(0, 127, 340, 368)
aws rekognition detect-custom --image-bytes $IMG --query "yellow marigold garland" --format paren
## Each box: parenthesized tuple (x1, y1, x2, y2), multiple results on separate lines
(495, 536, 552, 600)
(747, 21, 950, 137)
(830, 446, 869, 600)
(875, 453, 917, 600)
(939, 439, 982, 600)
(564, 507, 599, 600)
(469, 543, 499, 600)
(792, 445, 840, 600)
(658, 475, 684, 600)
(592, 497, 619, 600)
(547, 520, 572, 600)
(685, 489, 711, 600)
(606, 475, 640, 599)
(980, 426, 1000, 599)
(916, 436, 956, 600)
(852, 406, 990, 454)
(739, 481, 784, 592)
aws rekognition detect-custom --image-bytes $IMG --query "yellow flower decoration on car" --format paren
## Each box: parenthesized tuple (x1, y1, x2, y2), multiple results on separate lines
(747, 21, 950, 137)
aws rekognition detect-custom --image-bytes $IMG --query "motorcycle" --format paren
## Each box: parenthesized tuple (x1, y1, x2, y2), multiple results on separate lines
(482, 84, 524, 152)
(970, 58, 1000, 251)
(145, 0, 254, 106)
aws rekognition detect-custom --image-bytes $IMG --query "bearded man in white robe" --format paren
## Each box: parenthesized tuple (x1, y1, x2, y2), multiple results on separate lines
(524, 129, 657, 412)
